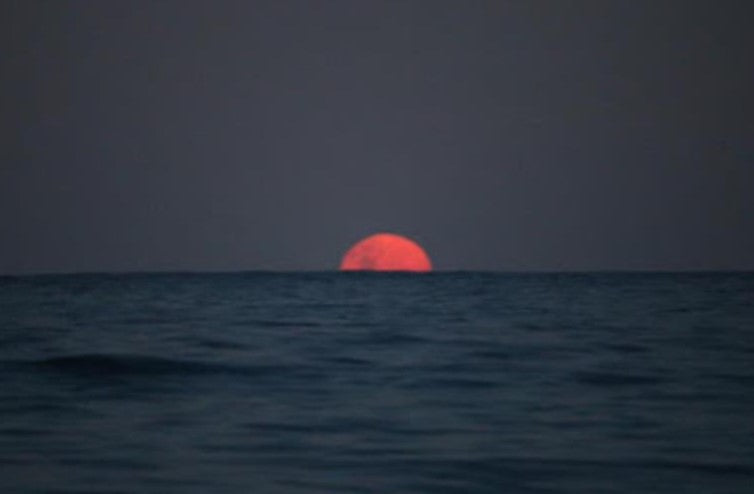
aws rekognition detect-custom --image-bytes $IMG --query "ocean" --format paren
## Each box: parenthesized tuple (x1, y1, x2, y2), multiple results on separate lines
(0, 272, 752, 493)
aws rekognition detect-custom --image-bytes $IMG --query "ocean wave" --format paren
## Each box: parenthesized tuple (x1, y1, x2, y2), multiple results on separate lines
(573, 370, 665, 387)
(24, 354, 289, 378)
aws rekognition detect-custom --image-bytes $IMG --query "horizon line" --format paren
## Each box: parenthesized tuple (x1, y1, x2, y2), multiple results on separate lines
(2, 268, 753, 277)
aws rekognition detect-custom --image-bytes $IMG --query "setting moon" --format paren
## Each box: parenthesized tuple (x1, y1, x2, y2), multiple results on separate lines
(339, 233, 432, 272)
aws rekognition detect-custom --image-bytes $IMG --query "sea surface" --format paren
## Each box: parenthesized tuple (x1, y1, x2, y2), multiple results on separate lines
(0, 272, 753, 493)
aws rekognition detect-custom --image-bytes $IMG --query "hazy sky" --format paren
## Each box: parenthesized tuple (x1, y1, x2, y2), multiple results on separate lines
(2, 0, 752, 273)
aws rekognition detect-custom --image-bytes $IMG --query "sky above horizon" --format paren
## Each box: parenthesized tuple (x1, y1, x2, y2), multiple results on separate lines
(2, 0, 753, 273)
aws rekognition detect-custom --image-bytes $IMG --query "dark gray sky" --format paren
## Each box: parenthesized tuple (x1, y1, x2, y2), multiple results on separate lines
(2, 0, 752, 273)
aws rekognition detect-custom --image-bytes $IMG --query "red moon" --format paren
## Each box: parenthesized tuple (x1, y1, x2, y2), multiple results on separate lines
(339, 233, 432, 272)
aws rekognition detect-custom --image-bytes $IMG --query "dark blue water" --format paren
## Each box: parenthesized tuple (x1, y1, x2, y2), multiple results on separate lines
(1, 272, 753, 493)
